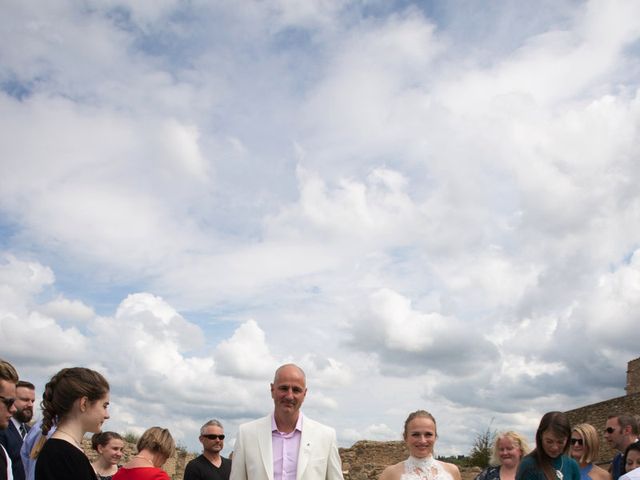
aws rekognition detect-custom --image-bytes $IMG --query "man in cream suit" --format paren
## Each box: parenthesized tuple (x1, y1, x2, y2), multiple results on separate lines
(230, 364, 343, 480)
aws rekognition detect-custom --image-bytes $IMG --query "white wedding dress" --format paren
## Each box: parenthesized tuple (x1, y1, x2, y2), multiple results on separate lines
(401, 456, 453, 480)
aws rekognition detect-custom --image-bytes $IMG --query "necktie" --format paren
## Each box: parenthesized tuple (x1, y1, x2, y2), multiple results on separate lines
(19, 423, 27, 439)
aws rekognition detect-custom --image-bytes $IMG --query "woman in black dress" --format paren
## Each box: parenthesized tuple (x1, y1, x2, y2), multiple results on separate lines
(34, 367, 110, 480)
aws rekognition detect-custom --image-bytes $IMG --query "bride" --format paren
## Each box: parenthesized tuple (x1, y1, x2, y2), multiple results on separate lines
(379, 410, 461, 480)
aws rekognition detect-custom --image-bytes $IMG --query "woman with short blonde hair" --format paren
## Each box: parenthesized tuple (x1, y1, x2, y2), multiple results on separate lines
(476, 431, 530, 480)
(112, 427, 175, 480)
(570, 424, 610, 480)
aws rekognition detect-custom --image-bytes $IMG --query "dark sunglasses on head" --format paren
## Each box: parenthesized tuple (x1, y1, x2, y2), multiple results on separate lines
(202, 434, 225, 440)
(0, 395, 16, 409)
(605, 427, 617, 434)
(570, 438, 584, 446)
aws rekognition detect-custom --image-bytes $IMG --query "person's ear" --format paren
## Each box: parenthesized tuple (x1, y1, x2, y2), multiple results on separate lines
(79, 396, 88, 413)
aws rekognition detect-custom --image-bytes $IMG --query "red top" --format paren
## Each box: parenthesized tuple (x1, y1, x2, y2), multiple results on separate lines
(112, 467, 171, 480)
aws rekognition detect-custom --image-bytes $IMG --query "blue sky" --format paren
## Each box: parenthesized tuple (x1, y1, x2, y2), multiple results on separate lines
(1, 0, 640, 456)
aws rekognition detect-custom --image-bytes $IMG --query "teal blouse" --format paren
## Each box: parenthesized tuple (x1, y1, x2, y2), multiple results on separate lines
(516, 454, 581, 480)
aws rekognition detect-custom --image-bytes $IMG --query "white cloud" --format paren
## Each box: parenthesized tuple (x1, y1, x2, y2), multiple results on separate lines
(1, 310, 89, 363)
(576, 248, 640, 349)
(214, 319, 277, 379)
(39, 296, 95, 323)
(342, 423, 397, 444)
(2, 0, 640, 456)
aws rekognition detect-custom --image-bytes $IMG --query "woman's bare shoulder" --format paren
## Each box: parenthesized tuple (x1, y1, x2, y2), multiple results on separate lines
(590, 464, 611, 480)
(438, 460, 462, 480)
(379, 461, 405, 480)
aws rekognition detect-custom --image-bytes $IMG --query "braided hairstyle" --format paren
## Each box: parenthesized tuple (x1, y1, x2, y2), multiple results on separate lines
(31, 367, 109, 458)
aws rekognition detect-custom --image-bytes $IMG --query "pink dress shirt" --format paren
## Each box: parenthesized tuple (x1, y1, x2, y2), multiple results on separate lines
(271, 414, 303, 480)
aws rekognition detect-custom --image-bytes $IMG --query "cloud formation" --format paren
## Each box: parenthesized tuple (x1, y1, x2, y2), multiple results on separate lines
(1, 0, 640, 455)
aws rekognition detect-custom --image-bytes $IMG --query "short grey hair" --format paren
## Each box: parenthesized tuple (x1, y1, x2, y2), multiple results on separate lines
(200, 419, 224, 435)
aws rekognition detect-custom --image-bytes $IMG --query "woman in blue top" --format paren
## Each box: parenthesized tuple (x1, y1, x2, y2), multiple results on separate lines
(569, 424, 610, 480)
(516, 412, 580, 480)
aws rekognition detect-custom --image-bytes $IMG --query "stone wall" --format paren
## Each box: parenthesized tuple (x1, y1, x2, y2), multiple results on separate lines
(627, 358, 640, 396)
(338, 440, 478, 480)
(564, 357, 640, 464)
(339, 440, 408, 480)
(565, 392, 640, 464)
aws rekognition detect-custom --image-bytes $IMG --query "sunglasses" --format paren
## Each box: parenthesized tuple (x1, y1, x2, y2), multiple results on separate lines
(605, 427, 617, 434)
(0, 395, 16, 409)
(570, 438, 584, 446)
(202, 434, 225, 440)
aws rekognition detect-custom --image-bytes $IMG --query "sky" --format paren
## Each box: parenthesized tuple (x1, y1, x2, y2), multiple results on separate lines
(1, 0, 640, 457)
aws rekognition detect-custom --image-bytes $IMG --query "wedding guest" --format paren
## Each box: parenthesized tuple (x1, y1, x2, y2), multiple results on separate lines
(91, 431, 125, 480)
(34, 367, 110, 480)
(516, 412, 580, 480)
(0, 359, 19, 480)
(112, 427, 175, 480)
(230, 364, 343, 480)
(569, 424, 610, 480)
(184, 420, 231, 480)
(379, 410, 461, 480)
(622, 442, 640, 476)
(604, 415, 639, 480)
(0, 380, 36, 480)
(20, 419, 55, 480)
(476, 431, 530, 480)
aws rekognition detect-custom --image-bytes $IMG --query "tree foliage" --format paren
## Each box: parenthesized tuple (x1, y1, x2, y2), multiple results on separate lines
(468, 425, 496, 468)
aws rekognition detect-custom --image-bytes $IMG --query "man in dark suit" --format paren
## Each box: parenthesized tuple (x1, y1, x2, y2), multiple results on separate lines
(0, 381, 35, 480)
(0, 359, 19, 480)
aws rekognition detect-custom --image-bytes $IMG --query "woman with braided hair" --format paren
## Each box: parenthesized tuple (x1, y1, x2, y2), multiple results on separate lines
(34, 367, 110, 480)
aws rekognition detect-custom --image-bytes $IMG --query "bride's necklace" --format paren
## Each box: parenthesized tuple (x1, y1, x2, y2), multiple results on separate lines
(407, 455, 435, 470)
(56, 429, 83, 450)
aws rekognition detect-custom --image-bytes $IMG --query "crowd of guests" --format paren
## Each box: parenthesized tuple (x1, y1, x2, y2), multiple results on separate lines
(2, 358, 640, 480)
(0, 361, 176, 480)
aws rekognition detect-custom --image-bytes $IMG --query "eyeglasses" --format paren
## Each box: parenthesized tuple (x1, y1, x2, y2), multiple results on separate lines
(0, 396, 16, 409)
(202, 434, 225, 440)
(605, 427, 617, 434)
(570, 438, 584, 446)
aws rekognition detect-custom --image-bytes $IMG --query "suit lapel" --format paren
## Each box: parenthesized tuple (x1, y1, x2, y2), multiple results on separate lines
(296, 418, 313, 480)
(258, 416, 274, 480)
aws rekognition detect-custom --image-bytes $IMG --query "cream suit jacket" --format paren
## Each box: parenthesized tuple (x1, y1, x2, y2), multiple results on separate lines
(230, 414, 344, 480)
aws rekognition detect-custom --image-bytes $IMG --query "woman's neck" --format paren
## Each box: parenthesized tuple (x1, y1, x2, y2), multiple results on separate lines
(499, 463, 518, 480)
(53, 421, 85, 449)
(92, 458, 117, 475)
(128, 449, 159, 469)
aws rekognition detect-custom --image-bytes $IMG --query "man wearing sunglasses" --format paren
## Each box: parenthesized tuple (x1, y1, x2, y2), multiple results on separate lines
(0, 381, 35, 480)
(0, 359, 19, 480)
(604, 414, 639, 480)
(184, 419, 231, 480)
